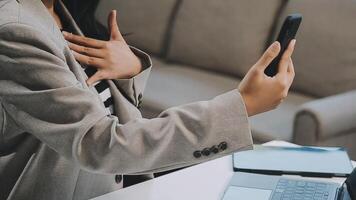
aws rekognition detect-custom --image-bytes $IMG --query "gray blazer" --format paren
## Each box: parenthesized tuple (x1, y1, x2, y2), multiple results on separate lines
(0, 0, 253, 199)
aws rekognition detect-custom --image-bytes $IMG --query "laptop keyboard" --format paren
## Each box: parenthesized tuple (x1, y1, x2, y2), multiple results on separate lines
(271, 179, 331, 200)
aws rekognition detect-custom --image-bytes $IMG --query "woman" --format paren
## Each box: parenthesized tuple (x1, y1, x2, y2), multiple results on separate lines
(0, 0, 295, 199)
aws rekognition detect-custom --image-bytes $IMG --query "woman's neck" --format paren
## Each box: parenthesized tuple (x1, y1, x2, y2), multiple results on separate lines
(42, 0, 55, 13)
(41, 0, 63, 29)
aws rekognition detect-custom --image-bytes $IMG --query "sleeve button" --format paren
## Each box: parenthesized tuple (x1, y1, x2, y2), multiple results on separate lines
(218, 142, 228, 151)
(193, 151, 202, 158)
(115, 175, 122, 184)
(210, 145, 219, 154)
(202, 148, 211, 156)
(137, 99, 143, 109)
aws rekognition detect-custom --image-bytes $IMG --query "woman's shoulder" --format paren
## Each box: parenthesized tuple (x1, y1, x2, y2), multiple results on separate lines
(0, 0, 64, 47)
(0, 3, 69, 63)
(0, 0, 20, 28)
(0, 0, 43, 34)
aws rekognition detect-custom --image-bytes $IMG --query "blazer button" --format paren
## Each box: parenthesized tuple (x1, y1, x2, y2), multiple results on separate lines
(138, 93, 143, 101)
(210, 145, 219, 154)
(202, 148, 211, 156)
(218, 142, 228, 151)
(115, 175, 122, 184)
(193, 151, 202, 158)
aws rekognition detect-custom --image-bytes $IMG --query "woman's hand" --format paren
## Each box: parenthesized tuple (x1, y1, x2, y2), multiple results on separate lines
(63, 10, 142, 86)
(238, 40, 296, 116)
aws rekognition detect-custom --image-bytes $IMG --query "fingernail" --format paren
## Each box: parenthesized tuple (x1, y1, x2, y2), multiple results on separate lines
(271, 41, 280, 50)
(272, 41, 279, 48)
(291, 39, 296, 47)
(62, 31, 69, 36)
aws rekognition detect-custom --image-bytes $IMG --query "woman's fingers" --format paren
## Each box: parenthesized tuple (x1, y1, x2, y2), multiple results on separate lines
(287, 58, 295, 83)
(108, 10, 124, 41)
(288, 58, 295, 75)
(68, 42, 105, 58)
(63, 31, 106, 48)
(255, 41, 281, 71)
(71, 50, 105, 68)
(278, 39, 296, 74)
(86, 71, 105, 86)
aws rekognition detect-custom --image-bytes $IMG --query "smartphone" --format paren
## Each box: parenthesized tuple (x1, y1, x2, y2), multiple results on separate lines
(264, 13, 302, 77)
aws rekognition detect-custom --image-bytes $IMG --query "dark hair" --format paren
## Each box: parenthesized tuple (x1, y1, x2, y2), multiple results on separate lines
(62, 0, 110, 40)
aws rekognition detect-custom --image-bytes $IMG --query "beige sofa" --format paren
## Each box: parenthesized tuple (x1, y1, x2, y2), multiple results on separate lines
(95, 0, 356, 159)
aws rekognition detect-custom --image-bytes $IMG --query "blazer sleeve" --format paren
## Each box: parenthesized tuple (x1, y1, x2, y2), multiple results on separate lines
(0, 23, 253, 175)
(112, 46, 152, 107)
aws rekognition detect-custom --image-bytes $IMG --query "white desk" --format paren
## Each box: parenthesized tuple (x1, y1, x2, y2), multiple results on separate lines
(92, 141, 356, 200)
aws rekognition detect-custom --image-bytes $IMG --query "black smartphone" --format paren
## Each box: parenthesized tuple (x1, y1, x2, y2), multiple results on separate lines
(264, 13, 302, 77)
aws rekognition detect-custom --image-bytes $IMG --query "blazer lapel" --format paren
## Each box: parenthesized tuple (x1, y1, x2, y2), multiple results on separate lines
(55, 0, 83, 35)
(55, 0, 116, 115)
(17, 0, 108, 112)
(18, 0, 61, 39)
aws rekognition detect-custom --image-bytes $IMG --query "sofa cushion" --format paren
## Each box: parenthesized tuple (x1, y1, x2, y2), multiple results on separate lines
(95, 0, 177, 55)
(167, 0, 281, 78)
(143, 58, 238, 111)
(277, 0, 356, 97)
(250, 93, 313, 141)
(142, 57, 314, 141)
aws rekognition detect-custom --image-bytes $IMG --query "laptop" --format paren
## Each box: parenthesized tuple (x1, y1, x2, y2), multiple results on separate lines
(233, 145, 354, 177)
(222, 168, 356, 200)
